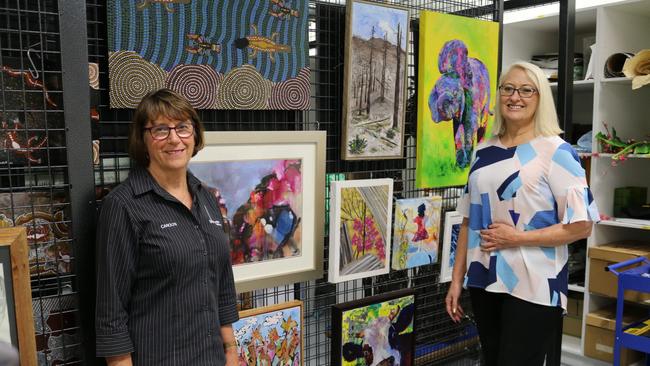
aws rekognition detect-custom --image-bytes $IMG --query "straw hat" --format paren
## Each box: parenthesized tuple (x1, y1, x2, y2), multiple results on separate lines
(623, 49, 650, 89)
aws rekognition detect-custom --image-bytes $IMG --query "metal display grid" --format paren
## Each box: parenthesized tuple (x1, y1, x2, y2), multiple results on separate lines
(3, 0, 501, 364)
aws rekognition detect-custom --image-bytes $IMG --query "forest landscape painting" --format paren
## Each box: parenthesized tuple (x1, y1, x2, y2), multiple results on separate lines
(233, 300, 303, 366)
(189, 159, 303, 265)
(342, 1, 409, 160)
(329, 179, 393, 283)
(332, 289, 415, 366)
(391, 196, 442, 270)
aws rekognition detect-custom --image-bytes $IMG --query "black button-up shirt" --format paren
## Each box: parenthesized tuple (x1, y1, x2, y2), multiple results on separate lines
(95, 167, 238, 365)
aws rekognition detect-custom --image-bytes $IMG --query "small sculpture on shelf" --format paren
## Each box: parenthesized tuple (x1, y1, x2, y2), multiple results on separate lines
(595, 122, 650, 162)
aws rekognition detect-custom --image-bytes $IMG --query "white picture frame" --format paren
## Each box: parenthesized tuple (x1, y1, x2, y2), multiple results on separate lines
(328, 179, 394, 283)
(440, 211, 463, 283)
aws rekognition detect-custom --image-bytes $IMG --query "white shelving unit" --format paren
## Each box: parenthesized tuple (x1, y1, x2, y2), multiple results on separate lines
(504, 0, 650, 362)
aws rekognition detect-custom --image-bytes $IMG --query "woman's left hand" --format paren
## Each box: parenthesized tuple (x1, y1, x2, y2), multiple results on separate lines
(480, 222, 521, 252)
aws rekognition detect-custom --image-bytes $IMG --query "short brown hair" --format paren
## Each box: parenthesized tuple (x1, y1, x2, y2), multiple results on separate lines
(128, 88, 205, 167)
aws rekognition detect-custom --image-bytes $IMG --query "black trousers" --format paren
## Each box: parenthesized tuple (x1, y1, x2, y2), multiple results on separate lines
(469, 287, 563, 366)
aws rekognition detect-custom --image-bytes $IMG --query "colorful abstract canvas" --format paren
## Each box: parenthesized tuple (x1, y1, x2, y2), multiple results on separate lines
(391, 196, 442, 270)
(328, 179, 393, 283)
(107, 0, 310, 109)
(341, 1, 409, 160)
(416, 11, 499, 188)
(233, 300, 303, 366)
(332, 289, 415, 366)
(440, 211, 463, 283)
(189, 159, 303, 265)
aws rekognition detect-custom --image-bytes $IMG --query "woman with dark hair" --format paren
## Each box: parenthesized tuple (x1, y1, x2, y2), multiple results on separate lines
(95, 89, 238, 366)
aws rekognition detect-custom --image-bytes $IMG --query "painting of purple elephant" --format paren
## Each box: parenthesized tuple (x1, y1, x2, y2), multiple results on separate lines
(341, 0, 409, 160)
(416, 11, 499, 188)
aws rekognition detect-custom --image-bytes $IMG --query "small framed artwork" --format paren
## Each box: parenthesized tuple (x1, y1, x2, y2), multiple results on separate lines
(391, 196, 442, 270)
(0, 227, 37, 365)
(189, 131, 326, 293)
(331, 288, 415, 366)
(440, 211, 464, 283)
(341, 0, 409, 160)
(233, 300, 303, 366)
(328, 179, 394, 283)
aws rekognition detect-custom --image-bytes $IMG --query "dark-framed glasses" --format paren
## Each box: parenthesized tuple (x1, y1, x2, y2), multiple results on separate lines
(144, 122, 194, 140)
(498, 84, 538, 98)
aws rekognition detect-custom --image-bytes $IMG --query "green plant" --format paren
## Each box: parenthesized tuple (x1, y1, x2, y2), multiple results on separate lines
(385, 128, 396, 139)
(348, 135, 368, 154)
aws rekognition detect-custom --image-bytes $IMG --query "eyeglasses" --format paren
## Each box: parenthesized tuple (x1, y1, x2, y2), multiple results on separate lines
(498, 85, 538, 98)
(144, 122, 194, 140)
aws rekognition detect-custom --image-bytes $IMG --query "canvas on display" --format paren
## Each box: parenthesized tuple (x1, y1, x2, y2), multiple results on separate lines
(328, 179, 393, 283)
(391, 196, 442, 270)
(439, 211, 463, 283)
(341, 0, 409, 160)
(107, 0, 310, 109)
(416, 11, 499, 188)
(233, 300, 303, 365)
(331, 289, 415, 366)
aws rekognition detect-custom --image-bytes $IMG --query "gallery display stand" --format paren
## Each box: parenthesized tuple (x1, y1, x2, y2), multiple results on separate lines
(504, 0, 650, 363)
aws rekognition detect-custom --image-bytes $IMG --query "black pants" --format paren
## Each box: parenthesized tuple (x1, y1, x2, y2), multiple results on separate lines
(469, 287, 563, 366)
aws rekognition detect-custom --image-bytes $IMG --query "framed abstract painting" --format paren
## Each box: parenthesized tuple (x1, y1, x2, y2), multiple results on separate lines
(233, 300, 303, 365)
(391, 196, 442, 270)
(440, 211, 463, 283)
(331, 288, 415, 366)
(0, 227, 37, 365)
(107, 0, 310, 109)
(328, 179, 393, 283)
(416, 11, 499, 188)
(341, 0, 409, 160)
(189, 131, 326, 292)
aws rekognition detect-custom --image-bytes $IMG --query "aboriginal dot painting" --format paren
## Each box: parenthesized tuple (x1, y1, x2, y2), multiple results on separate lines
(107, 0, 310, 110)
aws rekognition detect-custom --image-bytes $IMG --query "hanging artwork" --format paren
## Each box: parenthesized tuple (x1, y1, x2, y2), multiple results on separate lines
(107, 0, 310, 110)
(0, 192, 71, 279)
(391, 196, 442, 270)
(439, 211, 463, 283)
(416, 11, 499, 188)
(328, 179, 393, 283)
(331, 288, 415, 366)
(233, 300, 303, 366)
(341, 0, 409, 160)
(189, 131, 326, 292)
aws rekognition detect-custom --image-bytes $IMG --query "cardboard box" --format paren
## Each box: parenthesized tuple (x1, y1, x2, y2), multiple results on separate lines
(585, 306, 646, 365)
(588, 241, 650, 303)
(563, 315, 582, 337)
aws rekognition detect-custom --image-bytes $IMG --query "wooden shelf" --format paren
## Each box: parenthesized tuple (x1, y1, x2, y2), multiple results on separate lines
(597, 218, 650, 230)
(550, 79, 594, 91)
(601, 76, 632, 85)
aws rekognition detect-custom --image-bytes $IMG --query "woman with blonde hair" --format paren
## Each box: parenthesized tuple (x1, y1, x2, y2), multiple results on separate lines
(445, 61, 599, 366)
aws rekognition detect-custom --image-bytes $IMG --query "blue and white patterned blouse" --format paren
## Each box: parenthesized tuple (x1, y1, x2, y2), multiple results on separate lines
(456, 135, 599, 310)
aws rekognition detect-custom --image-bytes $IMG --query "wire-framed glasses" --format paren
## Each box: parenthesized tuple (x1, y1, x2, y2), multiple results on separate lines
(144, 122, 194, 140)
(498, 84, 538, 98)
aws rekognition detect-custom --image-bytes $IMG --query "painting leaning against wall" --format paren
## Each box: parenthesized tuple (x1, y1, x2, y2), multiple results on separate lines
(341, 0, 409, 160)
(107, 0, 310, 110)
(416, 11, 499, 188)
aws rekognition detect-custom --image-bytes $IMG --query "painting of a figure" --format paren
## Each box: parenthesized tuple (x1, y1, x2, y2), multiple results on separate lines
(332, 289, 415, 366)
(189, 159, 302, 265)
(107, 0, 310, 109)
(416, 11, 498, 187)
(233, 300, 303, 366)
(440, 211, 463, 283)
(329, 179, 393, 283)
(342, 1, 409, 160)
(391, 197, 442, 270)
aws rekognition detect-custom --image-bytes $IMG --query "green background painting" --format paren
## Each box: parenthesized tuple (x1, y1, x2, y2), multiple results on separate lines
(416, 11, 499, 188)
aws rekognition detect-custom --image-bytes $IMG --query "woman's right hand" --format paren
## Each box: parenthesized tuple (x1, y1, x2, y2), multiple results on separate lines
(445, 281, 465, 323)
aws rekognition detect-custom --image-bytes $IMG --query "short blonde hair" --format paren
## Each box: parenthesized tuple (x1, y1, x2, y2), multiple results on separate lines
(492, 61, 563, 137)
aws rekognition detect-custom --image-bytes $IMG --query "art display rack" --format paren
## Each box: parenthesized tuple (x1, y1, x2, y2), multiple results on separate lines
(2, 0, 502, 364)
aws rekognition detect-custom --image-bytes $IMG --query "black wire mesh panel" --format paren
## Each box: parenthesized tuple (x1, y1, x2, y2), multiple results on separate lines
(0, 0, 82, 364)
(87, 0, 498, 365)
